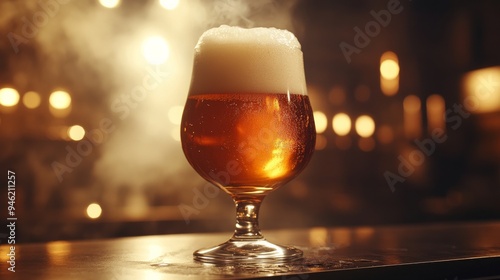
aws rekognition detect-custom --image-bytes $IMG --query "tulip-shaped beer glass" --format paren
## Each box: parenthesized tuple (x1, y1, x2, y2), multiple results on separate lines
(181, 26, 316, 264)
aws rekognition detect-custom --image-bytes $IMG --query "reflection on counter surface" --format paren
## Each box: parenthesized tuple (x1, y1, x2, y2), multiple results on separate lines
(1, 222, 500, 279)
(0, 0, 500, 243)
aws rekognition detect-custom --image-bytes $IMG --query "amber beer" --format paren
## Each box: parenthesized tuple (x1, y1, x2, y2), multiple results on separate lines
(182, 92, 315, 195)
(181, 26, 315, 196)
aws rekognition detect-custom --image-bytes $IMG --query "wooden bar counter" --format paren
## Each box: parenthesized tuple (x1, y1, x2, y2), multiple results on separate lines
(1, 221, 500, 279)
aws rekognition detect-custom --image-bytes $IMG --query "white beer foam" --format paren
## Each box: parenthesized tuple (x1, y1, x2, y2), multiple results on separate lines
(189, 25, 307, 96)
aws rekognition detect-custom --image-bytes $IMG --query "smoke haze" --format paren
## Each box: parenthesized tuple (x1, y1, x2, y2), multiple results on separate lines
(2, 0, 298, 220)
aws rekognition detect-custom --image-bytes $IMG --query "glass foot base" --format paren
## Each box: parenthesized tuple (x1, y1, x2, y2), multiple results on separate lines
(194, 238, 303, 264)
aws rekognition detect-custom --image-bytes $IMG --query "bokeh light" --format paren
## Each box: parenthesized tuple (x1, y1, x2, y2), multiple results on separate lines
(404, 95, 421, 113)
(0, 88, 20, 107)
(86, 203, 102, 219)
(99, 0, 120, 9)
(23, 91, 41, 109)
(332, 113, 351, 136)
(403, 94, 422, 139)
(355, 115, 375, 138)
(142, 36, 170, 65)
(380, 59, 400, 80)
(313, 111, 327, 134)
(49, 90, 71, 109)
(380, 51, 400, 96)
(159, 0, 180, 10)
(426, 94, 446, 132)
(68, 125, 86, 141)
(462, 66, 500, 113)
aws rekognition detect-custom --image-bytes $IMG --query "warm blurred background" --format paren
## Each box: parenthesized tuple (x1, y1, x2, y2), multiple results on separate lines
(0, 0, 499, 243)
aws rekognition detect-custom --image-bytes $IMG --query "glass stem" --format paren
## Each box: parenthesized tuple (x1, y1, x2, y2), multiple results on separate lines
(231, 196, 265, 241)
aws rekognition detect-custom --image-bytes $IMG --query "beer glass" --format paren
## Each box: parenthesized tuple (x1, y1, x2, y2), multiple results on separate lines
(180, 26, 316, 264)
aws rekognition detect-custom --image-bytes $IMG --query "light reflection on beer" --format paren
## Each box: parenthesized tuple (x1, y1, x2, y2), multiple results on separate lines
(182, 93, 315, 194)
(192, 135, 224, 146)
(263, 139, 293, 179)
(266, 95, 281, 112)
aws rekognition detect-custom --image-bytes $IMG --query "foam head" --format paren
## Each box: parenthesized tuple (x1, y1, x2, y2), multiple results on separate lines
(189, 25, 307, 96)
